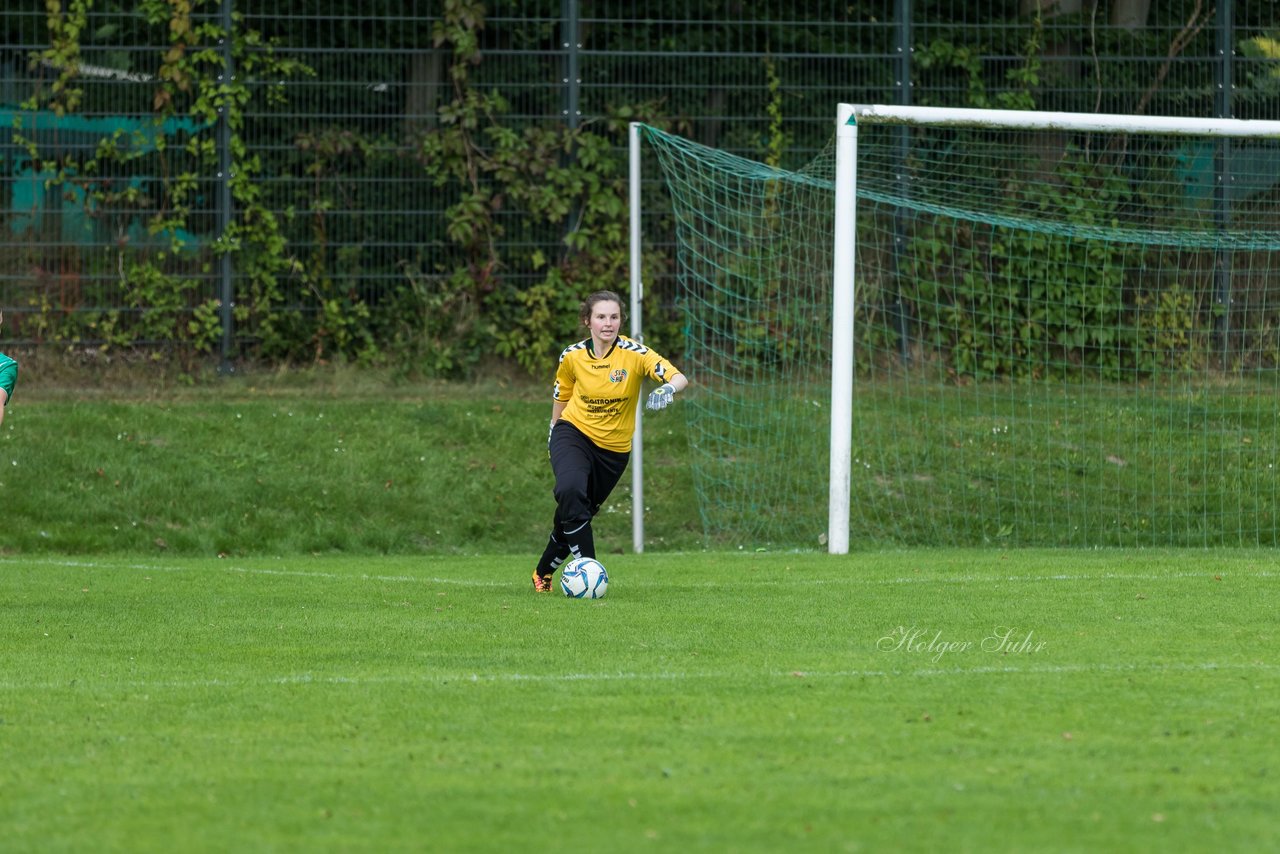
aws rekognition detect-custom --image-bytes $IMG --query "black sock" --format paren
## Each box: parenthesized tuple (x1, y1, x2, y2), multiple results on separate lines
(564, 519, 595, 562)
(535, 533, 571, 576)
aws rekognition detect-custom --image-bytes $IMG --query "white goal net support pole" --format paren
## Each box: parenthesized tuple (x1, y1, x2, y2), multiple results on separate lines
(629, 121, 645, 553)
(828, 103, 1280, 555)
(828, 104, 858, 554)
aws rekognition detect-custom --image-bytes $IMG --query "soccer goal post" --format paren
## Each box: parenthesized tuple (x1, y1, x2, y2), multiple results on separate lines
(639, 105, 1280, 552)
(830, 103, 1280, 553)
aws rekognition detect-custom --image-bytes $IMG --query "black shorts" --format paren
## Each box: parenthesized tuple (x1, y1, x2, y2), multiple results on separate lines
(548, 420, 630, 525)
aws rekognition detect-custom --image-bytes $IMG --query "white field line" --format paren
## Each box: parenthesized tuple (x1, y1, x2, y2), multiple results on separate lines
(0, 660, 1276, 694)
(0, 557, 1272, 588)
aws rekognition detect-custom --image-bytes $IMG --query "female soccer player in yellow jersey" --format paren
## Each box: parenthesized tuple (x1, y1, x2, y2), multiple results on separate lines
(532, 291, 690, 591)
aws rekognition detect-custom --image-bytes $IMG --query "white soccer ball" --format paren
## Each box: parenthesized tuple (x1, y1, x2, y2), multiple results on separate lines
(560, 557, 609, 599)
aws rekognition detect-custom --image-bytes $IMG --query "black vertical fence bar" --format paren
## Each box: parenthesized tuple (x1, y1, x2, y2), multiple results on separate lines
(562, 0, 580, 130)
(561, 0, 580, 263)
(892, 0, 913, 364)
(217, 0, 235, 373)
(1213, 0, 1235, 364)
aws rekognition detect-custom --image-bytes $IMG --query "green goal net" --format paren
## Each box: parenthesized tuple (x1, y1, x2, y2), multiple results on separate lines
(641, 108, 1280, 549)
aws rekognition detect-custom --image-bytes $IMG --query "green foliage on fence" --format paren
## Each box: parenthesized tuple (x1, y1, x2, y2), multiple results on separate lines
(416, 0, 680, 376)
(897, 150, 1232, 381)
(13, 0, 680, 376)
(14, 1, 315, 367)
(8, 2, 1277, 377)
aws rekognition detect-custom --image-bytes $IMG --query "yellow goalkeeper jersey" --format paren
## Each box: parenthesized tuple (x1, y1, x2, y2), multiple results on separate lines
(553, 335, 681, 452)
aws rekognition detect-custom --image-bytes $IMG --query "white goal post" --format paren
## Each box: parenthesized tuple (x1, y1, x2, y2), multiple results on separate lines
(629, 121, 646, 553)
(827, 103, 1280, 554)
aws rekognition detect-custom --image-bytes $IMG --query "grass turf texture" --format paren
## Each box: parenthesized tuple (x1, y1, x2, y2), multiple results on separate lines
(2, 549, 1276, 852)
(1, 373, 698, 555)
(5, 370, 1280, 555)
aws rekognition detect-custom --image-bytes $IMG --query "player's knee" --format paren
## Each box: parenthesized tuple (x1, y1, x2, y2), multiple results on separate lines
(554, 483, 591, 520)
(561, 515, 592, 537)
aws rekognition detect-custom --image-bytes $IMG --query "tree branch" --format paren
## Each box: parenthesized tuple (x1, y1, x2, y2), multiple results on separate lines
(1132, 1, 1211, 116)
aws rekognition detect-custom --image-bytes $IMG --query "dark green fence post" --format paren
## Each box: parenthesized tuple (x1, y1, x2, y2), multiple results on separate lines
(562, 0, 580, 131)
(217, 0, 235, 374)
(1213, 0, 1234, 366)
(892, 0, 913, 364)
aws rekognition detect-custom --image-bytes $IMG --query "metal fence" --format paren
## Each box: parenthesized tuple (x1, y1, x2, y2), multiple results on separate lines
(1, 1, 1277, 360)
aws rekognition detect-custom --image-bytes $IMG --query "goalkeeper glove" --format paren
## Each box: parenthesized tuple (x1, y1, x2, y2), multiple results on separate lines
(645, 383, 676, 411)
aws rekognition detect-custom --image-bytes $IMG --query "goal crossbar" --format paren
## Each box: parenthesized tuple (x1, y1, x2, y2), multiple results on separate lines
(847, 103, 1280, 138)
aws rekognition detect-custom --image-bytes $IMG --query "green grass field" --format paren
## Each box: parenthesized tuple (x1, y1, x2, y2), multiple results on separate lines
(3, 549, 1276, 852)
(1, 371, 697, 556)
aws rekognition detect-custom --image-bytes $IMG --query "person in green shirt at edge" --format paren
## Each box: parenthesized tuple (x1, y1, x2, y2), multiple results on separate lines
(0, 311, 18, 429)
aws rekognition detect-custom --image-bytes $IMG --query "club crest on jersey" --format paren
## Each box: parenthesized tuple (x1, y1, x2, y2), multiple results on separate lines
(609, 369, 628, 383)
